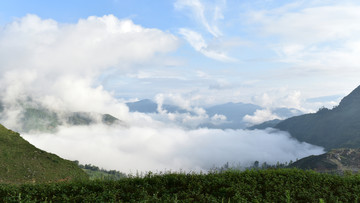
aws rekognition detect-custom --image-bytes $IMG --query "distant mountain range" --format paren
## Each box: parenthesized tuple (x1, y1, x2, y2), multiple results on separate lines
(0, 124, 88, 183)
(274, 85, 360, 150)
(0, 98, 303, 132)
(126, 100, 303, 129)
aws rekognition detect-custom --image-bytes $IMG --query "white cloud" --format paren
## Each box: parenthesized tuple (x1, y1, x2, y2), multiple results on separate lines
(174, 0, 223, 38)
(251, 90, 304, 110)
(0, 15, 178, 75)
(253, 5, 360, 43)
(179, 28, 234, 62)
(249, 3, 360, 73)
(22, 124, 324, 172)
(0, 14, 179, 115)
(175, 0, 235, 62)
(243, 109, 280, 125)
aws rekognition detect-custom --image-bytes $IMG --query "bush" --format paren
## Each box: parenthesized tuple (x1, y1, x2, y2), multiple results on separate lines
(1, 168, 360, 202)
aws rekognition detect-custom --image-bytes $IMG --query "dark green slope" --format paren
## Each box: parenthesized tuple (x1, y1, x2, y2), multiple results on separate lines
(275, 85, 360, 150)
(0, 124, 88, 183)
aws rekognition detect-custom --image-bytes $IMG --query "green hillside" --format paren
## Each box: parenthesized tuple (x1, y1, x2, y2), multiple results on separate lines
(275, 85, 360, 150)
(290, 148, 360, 173)
(0, 124, 88, 184)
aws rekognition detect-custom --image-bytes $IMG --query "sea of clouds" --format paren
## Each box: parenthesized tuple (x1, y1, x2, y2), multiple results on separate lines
(0, 15, 324, 172)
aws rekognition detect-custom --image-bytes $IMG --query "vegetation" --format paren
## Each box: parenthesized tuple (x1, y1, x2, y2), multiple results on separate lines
(289, 148, 360, 174)
(21, 108, 60, 132)
(75, 162, 127, 180)
(1, 169, 360, 202)
(0, 124, 88, 183)
(0, 101, 4, 112)
(275, 85, 360, 150)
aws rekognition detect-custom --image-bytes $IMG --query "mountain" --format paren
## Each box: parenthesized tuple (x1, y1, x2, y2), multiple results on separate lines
(126, 99, 187, 114)
(290, 148, 360, 173)
(127, 99, 303, 130)
(0, 103, 124, 133)
(275, 85, 360, 150)
(21, 109, 123, 133)
(204, 103, 303, 129)
(272, 108, 303, 118)
(247, 119, 282, 130)
(127, 99, 158, 113)
(206, 102, 261, 122)
(0, 124, 88, 183)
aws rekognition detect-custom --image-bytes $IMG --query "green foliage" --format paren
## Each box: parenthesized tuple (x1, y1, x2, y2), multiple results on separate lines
(77, 163, 127, 180)
(0, 124, 88, 184)
(1, 169, 360, 202)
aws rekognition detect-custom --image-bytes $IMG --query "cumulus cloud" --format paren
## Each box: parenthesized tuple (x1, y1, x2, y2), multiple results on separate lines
(0, 14, 178, 114)
(243, 109, 280, 125)
(251, 90, 304, 110)
(22, 124, 324, 172)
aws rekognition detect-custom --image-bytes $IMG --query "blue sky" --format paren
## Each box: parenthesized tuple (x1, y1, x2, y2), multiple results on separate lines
(1, 0, 360, 113)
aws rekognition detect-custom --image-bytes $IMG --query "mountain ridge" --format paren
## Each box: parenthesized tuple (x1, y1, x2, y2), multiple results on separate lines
(275, 85, 360, 150)
(127, 99, 303, 129)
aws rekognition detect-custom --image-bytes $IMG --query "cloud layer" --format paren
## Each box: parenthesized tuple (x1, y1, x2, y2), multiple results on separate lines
(22, 124, 324, 172)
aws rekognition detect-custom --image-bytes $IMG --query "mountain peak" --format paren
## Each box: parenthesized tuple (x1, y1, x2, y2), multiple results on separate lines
(338, 85, 360, 108)
(275, 85, 360, 150)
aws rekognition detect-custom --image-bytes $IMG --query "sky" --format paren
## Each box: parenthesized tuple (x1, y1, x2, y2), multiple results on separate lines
(0, 0, 358, 172)
(1, 0, 359, 110)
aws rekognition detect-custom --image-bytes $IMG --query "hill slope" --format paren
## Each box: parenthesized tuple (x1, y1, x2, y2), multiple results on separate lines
(0, 124, 88, 183)
(275, 85, 360, 150)
(290, 148, 360, 173)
